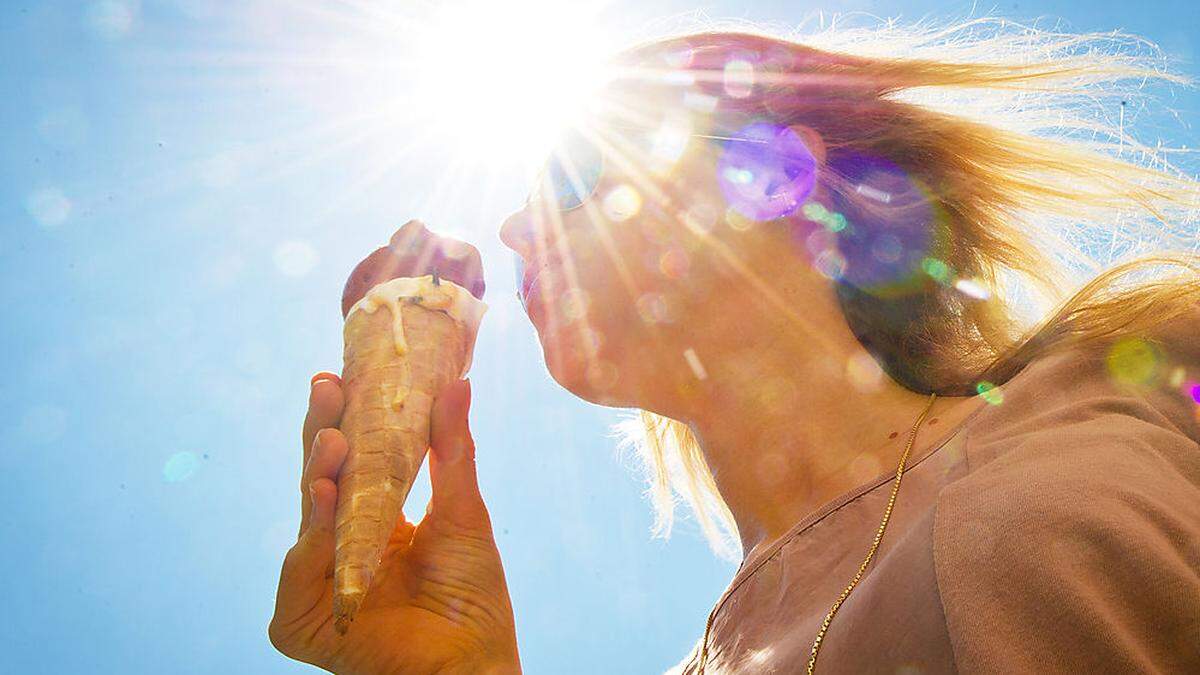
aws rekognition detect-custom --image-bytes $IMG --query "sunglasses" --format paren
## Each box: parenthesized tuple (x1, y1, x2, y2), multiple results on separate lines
(525, 124, 774, 212)
(516, 122, 818, 304)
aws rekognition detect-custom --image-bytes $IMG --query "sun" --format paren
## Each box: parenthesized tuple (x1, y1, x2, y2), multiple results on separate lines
(410, 0, 616, 171)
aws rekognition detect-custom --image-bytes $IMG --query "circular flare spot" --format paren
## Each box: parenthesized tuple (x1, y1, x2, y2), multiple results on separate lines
(814, 250, 847, 281)
(759, 376, 798, 412)
(163, 451, 200, 483)
(921, 257, 950, 283)
(602, 184, 642, 222)
(1168, 367, 1186, 388)
(976, 381, 1004, 405)
(846, 353, 884, 392)
(1106, 337, 1162, 386)
(649, 118, 692, 171)
(871, 234, 903, 263)
(718, 123, 817, 221)
(274, 240, 318, 277)
(682, 202, 719, 233)
(27, 188, 72, 228)
(586, 361, 619, 390)
(723, 59, 755, 98)
(659, 248, 690, 279)
(725, 207, 757, 232)
(560, 288, 590, 322)
(805, 228, 838, 257)
(848, 453, 884, 484)
(755, 452, 788, 487)
(635, 292, 675, 324)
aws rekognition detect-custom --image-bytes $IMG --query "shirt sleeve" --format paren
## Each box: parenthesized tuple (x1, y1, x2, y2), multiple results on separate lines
(932, 428, 1200, 673)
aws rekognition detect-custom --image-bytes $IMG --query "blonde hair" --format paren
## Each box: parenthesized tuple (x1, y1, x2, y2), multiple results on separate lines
(610, 17, 1200, 558)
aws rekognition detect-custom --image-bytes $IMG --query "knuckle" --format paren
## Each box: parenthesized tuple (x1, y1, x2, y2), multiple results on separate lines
(267, 620, 285, 652)
(267, 617, 299, 657)
(281, 541, 308, 574)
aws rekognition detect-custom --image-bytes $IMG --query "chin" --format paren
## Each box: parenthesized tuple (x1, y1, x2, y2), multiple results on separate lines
(537, 326, 631, 408)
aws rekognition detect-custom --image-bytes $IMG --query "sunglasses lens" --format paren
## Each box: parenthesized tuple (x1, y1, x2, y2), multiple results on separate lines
(538, 130, 603, 210)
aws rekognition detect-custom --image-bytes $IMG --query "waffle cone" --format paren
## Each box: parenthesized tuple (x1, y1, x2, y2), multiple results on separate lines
(333, 297, 470, 635)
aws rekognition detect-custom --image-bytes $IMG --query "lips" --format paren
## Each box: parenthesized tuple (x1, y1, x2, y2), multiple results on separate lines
(520, 263, 542, 301)
(520, 254, 563, 305)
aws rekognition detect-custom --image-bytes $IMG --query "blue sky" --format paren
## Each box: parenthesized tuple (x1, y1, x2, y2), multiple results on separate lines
(1, 1, 1197, 673)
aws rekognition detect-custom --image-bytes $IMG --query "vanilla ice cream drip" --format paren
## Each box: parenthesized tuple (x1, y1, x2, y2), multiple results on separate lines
(346, 275, 487, 407)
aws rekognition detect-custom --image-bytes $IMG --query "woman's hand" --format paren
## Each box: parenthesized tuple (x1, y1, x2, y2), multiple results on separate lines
(269, 373, 521, 675)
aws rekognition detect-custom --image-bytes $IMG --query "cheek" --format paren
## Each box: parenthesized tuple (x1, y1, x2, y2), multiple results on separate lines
(537, 205, 715, 365)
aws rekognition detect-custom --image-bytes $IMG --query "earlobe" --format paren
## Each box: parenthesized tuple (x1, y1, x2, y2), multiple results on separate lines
(788, 124, 826, 166)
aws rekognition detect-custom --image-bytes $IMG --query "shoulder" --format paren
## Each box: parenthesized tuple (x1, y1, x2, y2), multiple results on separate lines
(962, 303, 1200, 473)
(931, 425, 1200, 672)
(936, 424, 1200, 577)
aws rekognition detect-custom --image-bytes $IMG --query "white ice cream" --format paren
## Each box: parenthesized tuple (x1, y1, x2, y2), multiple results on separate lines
(346, 275, 487, 378)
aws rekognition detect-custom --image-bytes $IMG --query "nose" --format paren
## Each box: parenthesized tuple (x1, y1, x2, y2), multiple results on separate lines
(499, 207, 535, 260)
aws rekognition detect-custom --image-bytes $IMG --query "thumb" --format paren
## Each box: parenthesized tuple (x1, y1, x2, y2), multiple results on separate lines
(428, 378, 489, 529)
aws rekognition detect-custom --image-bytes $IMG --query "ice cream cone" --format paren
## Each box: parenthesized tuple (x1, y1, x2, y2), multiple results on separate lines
(333, 275, 486, 635)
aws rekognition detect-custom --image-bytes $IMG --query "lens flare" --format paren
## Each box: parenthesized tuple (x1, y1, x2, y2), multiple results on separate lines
(718, 122, 817, 221)
(976, 381, 1004, 405)
(826, 153, 947, 297)
(586, 360, 619, 390)
(411, 0, 614, 164)
(1105, 337, 1163, 386)
(722, 59, 756, 98)
(724, 207, 758, 232)
(922, 257, 950, 283)
(683, 347, 708, 380)
(954, 278, 991, 300)
(274, 240, 319, 277)
(846, 353, 885, 392)
(163, 451, 200, 483)
(1168, 366, 1186, 387)
(635, 292, 675, 324)
(26, 187, 72, 228)
(602, 184, 642, 222)
(659, 247, 690, 279)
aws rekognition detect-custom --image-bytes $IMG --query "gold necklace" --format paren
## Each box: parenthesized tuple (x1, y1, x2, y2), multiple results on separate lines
(695, 392, 938, 675)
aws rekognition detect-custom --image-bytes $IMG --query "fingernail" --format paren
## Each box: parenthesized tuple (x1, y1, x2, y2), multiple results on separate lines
(310, 379, 337, 407)
(311, 372, 339, 387)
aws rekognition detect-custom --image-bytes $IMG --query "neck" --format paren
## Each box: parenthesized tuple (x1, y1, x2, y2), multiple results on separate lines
(679, 329, 977, 558)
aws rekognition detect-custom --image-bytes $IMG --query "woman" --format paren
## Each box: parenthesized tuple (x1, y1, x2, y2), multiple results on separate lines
(269, 24, 1200, 674)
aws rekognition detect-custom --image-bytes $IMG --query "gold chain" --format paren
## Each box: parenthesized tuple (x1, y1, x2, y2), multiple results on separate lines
(695, 392, 938, 675)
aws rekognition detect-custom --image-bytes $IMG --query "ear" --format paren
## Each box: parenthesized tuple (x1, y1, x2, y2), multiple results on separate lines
(788, 124, 826, 166)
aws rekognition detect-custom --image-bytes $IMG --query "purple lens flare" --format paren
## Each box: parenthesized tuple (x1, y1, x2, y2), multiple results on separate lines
(717, 122, 817, 221)
(824, 152, 944, 296)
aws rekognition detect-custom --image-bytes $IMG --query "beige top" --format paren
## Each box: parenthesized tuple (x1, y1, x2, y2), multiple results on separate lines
(672, 307, 1200, 674)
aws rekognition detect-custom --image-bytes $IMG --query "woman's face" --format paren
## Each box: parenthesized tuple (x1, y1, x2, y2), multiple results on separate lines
(499, 87, 829, 409)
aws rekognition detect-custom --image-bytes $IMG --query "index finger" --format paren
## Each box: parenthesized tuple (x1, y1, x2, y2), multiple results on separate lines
(302, 372, 344, 467)
(300, 373, 344, 529)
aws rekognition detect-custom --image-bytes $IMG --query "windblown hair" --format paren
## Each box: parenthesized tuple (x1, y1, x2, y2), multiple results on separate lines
(610, 17, 1200, 558)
